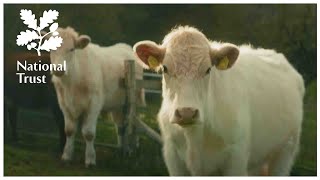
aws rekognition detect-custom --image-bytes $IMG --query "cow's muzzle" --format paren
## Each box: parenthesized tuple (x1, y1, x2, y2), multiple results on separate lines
(172, 107, 199, 126)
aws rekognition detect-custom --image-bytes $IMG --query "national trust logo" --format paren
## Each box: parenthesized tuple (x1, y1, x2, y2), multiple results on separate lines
(16, 9, 63, 56)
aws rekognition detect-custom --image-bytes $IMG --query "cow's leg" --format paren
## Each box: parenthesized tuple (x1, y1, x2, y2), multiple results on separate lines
(81, 109, 100, 167)
(269, 134, 300, 176)
(61, 115, 77, 162)
(163, 142, 190, 176)
(112, 107, 140, 155)
(111, 109, 127, 150)
(137, 88, 146, 107)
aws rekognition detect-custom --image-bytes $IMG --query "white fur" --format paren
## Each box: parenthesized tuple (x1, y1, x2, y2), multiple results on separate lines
(136, 26, 304, 176)
(51, 27, 145, 167)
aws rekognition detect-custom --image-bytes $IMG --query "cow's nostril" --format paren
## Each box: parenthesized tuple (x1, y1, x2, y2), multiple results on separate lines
(175, 109, 182, 118)
(175, 107, 198, 120)
(172, 107, 199, 125)
(192, 109, 199, 119)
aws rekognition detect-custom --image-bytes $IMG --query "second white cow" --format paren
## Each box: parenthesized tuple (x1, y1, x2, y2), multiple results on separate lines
(48, 27, 145, 167)
(133, 26, 304, 176)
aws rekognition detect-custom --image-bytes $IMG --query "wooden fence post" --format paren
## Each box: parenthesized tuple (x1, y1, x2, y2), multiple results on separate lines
(121, 60, 139, 154)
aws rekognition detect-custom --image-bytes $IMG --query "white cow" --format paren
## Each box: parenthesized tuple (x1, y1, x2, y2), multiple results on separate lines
(133, 26, 304, 176)
(48, 27, 145, 167)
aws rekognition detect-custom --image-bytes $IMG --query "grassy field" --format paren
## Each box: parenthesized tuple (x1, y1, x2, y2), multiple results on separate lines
(4, 81, 317, 176)
(4, 94, 167, 176)
(291, 80, 317, 176)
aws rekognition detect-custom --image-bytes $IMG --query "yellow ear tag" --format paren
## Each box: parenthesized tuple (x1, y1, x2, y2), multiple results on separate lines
(148, 56, 160, 69)
(217, 56, 229, 70)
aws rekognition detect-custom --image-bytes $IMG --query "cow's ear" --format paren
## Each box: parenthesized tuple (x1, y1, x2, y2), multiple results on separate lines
(133, 40, 165, 70)
(75, 35, 91, 49)
(210, 43, 239, 70)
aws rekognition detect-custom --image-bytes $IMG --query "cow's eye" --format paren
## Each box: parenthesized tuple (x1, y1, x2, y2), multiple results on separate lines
(206, 67, 211, 75)
(162, 65, 168, 74)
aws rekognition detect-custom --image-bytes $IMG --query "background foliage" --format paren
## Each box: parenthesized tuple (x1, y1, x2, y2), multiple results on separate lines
(5, 4, 316, 83)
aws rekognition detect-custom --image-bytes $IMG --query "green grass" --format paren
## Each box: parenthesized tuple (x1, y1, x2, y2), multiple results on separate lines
(291, 80, 317, 176)
(4, 81, 317, 176)
(4, 94, 167, 176)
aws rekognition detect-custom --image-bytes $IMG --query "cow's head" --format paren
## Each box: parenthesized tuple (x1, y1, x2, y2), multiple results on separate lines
(134, 26, 239, 126)
(42, 27, 91, 77)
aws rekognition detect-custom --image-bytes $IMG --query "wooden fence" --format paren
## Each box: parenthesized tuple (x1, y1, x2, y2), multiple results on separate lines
(117, 60, 162, 154)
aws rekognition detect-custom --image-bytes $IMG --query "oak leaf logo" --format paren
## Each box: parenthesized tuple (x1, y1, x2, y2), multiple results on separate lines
(16, 9, 63, 56)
